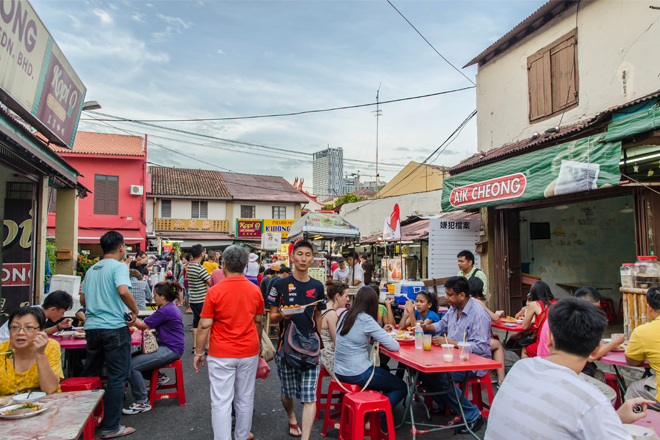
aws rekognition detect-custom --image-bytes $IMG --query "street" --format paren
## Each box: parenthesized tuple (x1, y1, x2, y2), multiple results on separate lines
(120, 307, 488, 440)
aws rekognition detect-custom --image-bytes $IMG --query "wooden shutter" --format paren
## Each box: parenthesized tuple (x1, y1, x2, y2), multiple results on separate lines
(528, 51, 552, 121)
(200, 201, 208, 219)
(106, 176, 119, 215)
(551, 36, 578, 111)
(161, 200, 171, 218)
(94, 175, 107, 215)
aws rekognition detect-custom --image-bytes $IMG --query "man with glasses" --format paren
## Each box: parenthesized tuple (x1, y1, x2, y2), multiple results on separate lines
(80, 231, 140, 439)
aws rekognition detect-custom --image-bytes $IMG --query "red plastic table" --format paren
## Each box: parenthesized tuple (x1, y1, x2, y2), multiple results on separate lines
(380, 343, 501, 440)
(599, 350, 651, 396)
(491, 320, 535, 352)
(51, 330, 143, 377)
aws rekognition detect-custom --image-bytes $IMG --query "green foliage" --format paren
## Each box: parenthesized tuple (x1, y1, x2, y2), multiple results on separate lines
(45, 241, 57, 286)
(322, 193, 366, 210)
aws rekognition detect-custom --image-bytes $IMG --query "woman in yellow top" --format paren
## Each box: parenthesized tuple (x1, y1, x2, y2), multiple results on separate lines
(0, 306, 63, 396)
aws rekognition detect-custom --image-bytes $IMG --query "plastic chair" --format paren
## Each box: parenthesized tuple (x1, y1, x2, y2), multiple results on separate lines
(463, 375, 495, 417)
(601, 299, 616, 326)
(338, 391, 396, 440)
(60, 377, 104, 440)
(604, 372, 624, 409)
(148, 359, 186, 407)
(315, 366, 332, 420)
(321, 380, 362, 437)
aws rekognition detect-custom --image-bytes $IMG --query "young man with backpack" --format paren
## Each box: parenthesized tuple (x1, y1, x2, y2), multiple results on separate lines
(457, 250, 488, 295)
(268, 240, 326, 439)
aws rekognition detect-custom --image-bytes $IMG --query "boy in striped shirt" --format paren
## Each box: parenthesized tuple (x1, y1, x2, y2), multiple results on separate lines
(187, 244, 211, 354)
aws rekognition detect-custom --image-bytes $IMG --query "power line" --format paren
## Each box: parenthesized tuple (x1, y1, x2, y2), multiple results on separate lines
(386, 0, 476, 86)
(81, 87, 474, 123)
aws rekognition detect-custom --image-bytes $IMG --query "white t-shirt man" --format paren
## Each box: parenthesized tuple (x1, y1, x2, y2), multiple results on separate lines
(347, 263, 365, 289)
(333, 266, 350, 282)
(485, 357, 632, 440)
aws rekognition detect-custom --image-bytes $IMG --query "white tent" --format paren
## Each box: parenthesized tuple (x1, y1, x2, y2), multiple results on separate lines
(288, 212, 360, 243)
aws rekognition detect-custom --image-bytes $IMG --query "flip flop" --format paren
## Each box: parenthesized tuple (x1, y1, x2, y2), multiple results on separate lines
(288, 423, 302, 437)
(101, 426, 136, 439)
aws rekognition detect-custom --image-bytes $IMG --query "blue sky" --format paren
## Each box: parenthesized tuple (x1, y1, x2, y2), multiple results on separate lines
(34, 0, 546, 192)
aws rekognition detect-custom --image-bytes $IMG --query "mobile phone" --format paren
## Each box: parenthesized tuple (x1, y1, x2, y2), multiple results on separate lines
(124, 313, 132, 322)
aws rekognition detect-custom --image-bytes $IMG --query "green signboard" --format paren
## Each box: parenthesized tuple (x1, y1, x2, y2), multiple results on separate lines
(441, 135, 622, 212)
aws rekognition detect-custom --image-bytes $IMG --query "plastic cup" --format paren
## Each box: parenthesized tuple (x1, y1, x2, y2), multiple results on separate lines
(458, 342, 471, 361)
(423, 334, 432, 351)
(441, 344, 454, 362)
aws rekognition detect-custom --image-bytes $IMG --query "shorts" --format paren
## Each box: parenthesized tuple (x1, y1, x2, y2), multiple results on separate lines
(276, 357, 320, 403)
(190, 302, 204, 328)
(184, 288, 190, 300)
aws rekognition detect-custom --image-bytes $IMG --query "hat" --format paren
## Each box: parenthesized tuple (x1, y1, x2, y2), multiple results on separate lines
(271, 264, 281, 272)
(249, 253, 258, 262)
(337, 257, 345, 263)
(279, 266, 292, 274)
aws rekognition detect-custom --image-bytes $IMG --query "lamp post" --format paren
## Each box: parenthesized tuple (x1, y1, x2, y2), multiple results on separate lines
(82, 101, 102, 111)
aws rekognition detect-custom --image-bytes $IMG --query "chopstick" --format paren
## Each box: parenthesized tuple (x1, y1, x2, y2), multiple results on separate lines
(302, 299, 325, 308)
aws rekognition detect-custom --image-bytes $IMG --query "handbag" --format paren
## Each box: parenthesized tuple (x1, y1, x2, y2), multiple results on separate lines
(256, 356, 271, 380)
(261, 329, 276, 362)
(518, 303, 549, 348)
(142, 329, 159, 354)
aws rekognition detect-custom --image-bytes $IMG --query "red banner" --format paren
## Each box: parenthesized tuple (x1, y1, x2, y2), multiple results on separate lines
(449, 173, 527, 208)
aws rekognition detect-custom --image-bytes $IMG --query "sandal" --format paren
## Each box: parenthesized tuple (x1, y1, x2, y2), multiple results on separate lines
(101, 426, 136, 438)
(288, 422, 302, 437)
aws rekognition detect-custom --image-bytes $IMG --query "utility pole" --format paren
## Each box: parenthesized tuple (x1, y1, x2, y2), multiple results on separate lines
(373, 84, 382, 183)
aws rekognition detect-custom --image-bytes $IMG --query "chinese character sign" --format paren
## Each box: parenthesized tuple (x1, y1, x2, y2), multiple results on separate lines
(237, 219, 263, 238)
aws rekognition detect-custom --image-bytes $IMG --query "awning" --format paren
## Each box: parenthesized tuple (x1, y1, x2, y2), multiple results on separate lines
(604, 106, 660, 142)
(288, 212, 360, 243)
(47, 228, 144, 244)
(361, 220, 430, 244)
(441, 134, 622, 211)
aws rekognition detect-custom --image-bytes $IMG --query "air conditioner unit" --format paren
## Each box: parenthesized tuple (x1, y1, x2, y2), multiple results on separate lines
(130, 185, 143, 196)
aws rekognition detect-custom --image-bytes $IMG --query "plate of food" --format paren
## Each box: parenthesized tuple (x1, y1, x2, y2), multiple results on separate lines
(602, 338, 628, 352)
(73, 332, 86, 339)
(0, 402, 48, 419)
(282, 305, 305, 316)
(501, 316, 517, 322)
(13, 392, 46, 403)
(393, 334, 416, 343)
(53, 331, 74, 338)
(0, 396, 12, 407)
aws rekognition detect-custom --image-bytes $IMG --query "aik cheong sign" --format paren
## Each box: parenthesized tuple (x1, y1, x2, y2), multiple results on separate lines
(449, 173, 527, 208)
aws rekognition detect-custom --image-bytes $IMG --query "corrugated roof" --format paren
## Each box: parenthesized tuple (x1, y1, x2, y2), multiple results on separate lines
(50, 131, 145, 156)
(353, 189, 377, 197)
(464, 0, 576, 68)
(149, 166, 231, 198)
(450, 90, 660, 174)
(219, 172, 308, 203)
(360, 212, 480, 243)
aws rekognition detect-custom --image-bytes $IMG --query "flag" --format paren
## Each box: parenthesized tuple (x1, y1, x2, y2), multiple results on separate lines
(383, 203, 401, 240)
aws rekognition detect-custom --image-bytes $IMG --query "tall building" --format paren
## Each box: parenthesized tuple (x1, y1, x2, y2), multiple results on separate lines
(343, 175, 358, 194)
(313, 147, 343, 199)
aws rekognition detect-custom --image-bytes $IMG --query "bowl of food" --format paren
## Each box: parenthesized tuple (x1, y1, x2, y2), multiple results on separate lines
(515, 319, 524, 325)
(13, 392, 47, 404)
(282, 305, 306, 316)
(0, 402, 48, 419)
(623, 424, 654, 439)
(73, 332, 86, 339)
(54, 331, 74, 338)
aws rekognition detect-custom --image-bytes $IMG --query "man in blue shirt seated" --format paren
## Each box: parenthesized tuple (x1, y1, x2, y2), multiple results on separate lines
(420, 276, 492, 434)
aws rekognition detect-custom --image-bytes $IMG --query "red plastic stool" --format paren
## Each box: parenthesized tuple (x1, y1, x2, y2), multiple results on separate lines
(315, 367, 332, 420)
(601, 299, 616, 325)
(148, 359, 186, 407)
(60, 377, 104, 440)
(321, 380, 362, 437)
(604, 372, 624, 409)
(464, 375, 495, 417)
(338, 391, 396, 440)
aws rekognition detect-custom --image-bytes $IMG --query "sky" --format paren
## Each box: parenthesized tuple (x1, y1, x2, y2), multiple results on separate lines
(33, 0, 547, 193)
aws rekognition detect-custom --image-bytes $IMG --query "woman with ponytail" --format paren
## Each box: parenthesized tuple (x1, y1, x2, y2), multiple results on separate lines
(122, 281, 185, 415)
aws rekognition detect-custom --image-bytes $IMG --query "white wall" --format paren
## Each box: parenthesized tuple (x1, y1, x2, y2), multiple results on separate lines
(476, 0, 660, 153)
(232, 202, 298, 221)
(519, 196, 636, 300)
(166, 199, 227, 220)
(340, 190, 444, 238)
(146, 198, 154, 234)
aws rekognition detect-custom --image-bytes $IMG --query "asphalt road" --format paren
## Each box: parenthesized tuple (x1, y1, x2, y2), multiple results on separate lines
(117, 307, 488, 440)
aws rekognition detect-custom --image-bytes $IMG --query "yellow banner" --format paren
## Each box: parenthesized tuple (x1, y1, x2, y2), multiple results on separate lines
(264, 219, 294, 239)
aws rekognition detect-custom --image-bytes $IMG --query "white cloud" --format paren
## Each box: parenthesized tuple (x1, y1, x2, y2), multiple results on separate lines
(68, 14, 81, 29)
(146, 3, 155, 9)
(152, 13, 193, 42)
(132, 12, 146, 23)
(217, 49, 224, 55)
(93, 9, 113, 25)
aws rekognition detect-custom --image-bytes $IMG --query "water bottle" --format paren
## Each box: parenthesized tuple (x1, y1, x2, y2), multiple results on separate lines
(415, 322, 423, 349)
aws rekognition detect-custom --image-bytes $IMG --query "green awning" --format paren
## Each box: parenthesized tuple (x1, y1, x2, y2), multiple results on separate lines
(604, 106, 660, 142)
(441, 134, 622, 212)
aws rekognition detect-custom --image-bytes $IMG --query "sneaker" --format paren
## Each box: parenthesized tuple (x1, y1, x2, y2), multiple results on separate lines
(157, 374, 170, 388)
(122, 403, 152, 415)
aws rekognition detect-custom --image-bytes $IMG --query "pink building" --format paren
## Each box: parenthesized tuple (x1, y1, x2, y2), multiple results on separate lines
(48, 132, 148, 255)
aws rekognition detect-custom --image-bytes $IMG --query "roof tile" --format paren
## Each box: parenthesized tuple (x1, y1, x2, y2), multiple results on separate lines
(149, 167, 231, 198)
(219, 172, 308, 203)
(50, 131, 145, 156)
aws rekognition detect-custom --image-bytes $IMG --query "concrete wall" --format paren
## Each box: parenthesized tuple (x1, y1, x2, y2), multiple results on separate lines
(163, 199, 227, 220)
(340, 189, 444, 238)
(476, 0, 660, 153)
(146, 198, 154, 234)
(519, 196, 636, 300)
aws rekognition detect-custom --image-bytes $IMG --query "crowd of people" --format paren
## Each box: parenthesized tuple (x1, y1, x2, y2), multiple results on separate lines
(3, 230, 660, 439)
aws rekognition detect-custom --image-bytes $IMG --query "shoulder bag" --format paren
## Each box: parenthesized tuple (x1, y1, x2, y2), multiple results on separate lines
(518, 302, 549, 347)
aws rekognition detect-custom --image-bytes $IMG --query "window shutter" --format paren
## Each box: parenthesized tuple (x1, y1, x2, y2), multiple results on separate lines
(200, 201, 208, 219)
(94, 176, 106, 215)
(528, 51, 552, 121)
(551, 36, 578, 111)
(106, 176, 119, 215)
(161, 200, 172, 218)
(191, 201, 199, 219)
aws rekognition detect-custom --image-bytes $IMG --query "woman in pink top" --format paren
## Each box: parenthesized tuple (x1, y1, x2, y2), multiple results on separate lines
(209, 268, 225, 287)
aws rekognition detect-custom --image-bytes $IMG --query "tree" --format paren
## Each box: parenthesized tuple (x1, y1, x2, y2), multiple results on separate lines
(322, 193, 365, 210)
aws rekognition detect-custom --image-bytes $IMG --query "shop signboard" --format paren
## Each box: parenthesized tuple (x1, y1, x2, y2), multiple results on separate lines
(427, 218, 481, 283)
(1, 199, 34, 324)
(236, 219, 262, 238)
(261, 232, 281, 250)
(0, 0, 86, 149)
(441, 135, 622, 211)
(264, 219, 294, 239)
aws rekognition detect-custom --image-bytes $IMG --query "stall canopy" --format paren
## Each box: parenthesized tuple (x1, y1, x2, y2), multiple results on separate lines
(287, 212, 360, 242)
(441, 133, 622, 212)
